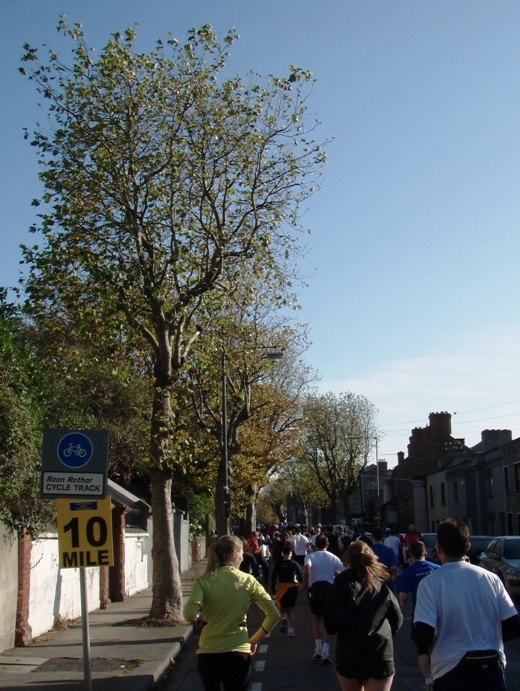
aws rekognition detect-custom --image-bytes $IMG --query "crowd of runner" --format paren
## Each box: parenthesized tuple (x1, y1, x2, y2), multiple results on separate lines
(185, 520, 520, 691)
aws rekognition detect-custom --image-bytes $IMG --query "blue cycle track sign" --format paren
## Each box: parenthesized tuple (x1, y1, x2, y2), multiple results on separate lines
(58, 432, 93, 468)
(41, 429, 109, 499)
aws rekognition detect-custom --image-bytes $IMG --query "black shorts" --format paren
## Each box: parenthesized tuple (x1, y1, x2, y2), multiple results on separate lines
(197, 651, 251, 691)
(279, 585, 298, 609)
(307, 581, 332, 616)
(336, 659, 395, 684)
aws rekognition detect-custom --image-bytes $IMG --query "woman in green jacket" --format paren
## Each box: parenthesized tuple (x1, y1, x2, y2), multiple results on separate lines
(183, 534, 279, 691)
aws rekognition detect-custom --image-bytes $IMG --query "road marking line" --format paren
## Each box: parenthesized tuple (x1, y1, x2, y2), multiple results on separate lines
(251, 684, 263, 691)
(259, 644, 268, 653)
(254, 660, 266, 672)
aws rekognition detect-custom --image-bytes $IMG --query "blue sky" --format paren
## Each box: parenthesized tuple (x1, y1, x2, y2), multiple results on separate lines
(2, 1, 520, 465)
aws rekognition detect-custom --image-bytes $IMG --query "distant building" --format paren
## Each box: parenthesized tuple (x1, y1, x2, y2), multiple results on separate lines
(444, 429, 511, 535)
(502, 437, 520, 534)
(383, 412, 515, 536)
(383, 412, 470, 532)
(350, 461, 393, 524)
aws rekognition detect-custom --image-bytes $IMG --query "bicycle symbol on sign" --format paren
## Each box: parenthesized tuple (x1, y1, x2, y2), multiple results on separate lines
(58, 432, 93, 468)
(63, 443, 87, 459)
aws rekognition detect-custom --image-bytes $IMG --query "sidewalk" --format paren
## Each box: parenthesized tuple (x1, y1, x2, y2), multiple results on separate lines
(0, 560, 208, 691)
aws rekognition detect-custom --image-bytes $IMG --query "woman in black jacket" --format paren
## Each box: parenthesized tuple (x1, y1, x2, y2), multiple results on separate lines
(323, 540, 403, 691)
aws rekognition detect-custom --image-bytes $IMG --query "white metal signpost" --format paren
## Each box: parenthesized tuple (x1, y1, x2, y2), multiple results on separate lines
(41, 429, 111, 691)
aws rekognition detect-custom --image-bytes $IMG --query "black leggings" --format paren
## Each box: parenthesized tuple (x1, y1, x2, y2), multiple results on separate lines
(197, 651, 251, 691)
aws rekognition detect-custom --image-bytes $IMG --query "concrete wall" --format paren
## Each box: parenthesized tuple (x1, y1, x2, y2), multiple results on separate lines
(0, 523, 18, 652)
(124, 528, 150, 597)
(29, 530, 101, 639)
(28, 525, 152, 640)
(0, 512, 200, 652)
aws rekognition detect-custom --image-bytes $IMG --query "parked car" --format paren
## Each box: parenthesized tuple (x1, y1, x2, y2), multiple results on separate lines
(466, 535, 494, 565)
(478, 536, 520, 599)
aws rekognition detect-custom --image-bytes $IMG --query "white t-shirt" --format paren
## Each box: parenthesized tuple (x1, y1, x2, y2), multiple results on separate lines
(303, 549, 344, 586)
(384, 534, 401, 560)
(414, 560, 517, 680)
(289, 533, 309, 556)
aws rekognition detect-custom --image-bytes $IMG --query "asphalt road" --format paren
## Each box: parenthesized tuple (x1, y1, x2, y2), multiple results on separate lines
(157, 590, 520, 691)
(155, 590, 429, 690)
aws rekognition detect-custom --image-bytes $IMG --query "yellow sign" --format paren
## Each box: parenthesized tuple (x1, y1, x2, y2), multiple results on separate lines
(57, 497, 114, 569)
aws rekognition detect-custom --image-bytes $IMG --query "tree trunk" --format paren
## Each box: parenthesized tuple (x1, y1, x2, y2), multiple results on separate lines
(342, 491, 353, 526)
(148, 368, 184, 622)
(149, 468, 184, 620)
(244, 483, 258, 535)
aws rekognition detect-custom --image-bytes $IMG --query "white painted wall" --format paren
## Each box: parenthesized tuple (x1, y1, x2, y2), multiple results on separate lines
(124, 528, 150, 597)
(0, 519, 201, 652)
(29, 530, 101, 639)
(28, 527, 151, 640)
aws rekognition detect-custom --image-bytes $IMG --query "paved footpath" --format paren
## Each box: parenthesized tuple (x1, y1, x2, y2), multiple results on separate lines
(0, 560, 207, 691)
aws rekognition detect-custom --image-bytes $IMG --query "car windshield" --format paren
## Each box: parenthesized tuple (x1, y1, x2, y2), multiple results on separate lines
(469, 537, 493, 552)
(503, 540, 520, 560)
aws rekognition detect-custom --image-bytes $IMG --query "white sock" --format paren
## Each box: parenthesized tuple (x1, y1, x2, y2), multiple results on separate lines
(322, 643, 330, 657)
(315, 639, 323, 652)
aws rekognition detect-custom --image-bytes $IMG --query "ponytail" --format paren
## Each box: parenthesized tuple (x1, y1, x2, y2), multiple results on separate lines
(345, 540, 390, 593)
(205, 535, 243, 574)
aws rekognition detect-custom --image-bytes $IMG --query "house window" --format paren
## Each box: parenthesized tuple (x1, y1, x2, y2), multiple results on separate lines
(453, 481, 458, 503)
(487, 472, 494, 498)
(440, 483, 446, 506)
(429, 485, 434, 507)
(505, 466, 510, 495)
(515, 463, 520, 492)
(507, 513, 514, 535)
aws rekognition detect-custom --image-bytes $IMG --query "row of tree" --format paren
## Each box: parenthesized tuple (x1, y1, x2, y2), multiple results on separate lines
(1, 20, 378, 624)
(258, 391, 380, 526)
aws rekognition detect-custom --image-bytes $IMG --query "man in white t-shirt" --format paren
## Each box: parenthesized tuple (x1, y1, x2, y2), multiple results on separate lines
(414, 518, 520, 689)
(384, 528, 402, 563)
(288, 526, 310, 565)
(309, 525, 322, 548)
(301, 534, 344, 664)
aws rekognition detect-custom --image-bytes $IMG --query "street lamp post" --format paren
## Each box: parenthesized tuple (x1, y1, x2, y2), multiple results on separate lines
(221, 351, 229, 530)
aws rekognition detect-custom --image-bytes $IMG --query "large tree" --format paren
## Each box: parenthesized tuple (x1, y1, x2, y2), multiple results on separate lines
(298, 391, 380, 523)
(20, 21, 326, 620)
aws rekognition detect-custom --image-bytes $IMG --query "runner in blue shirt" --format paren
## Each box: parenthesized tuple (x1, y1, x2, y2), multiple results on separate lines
(397, 540, 439, 638)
